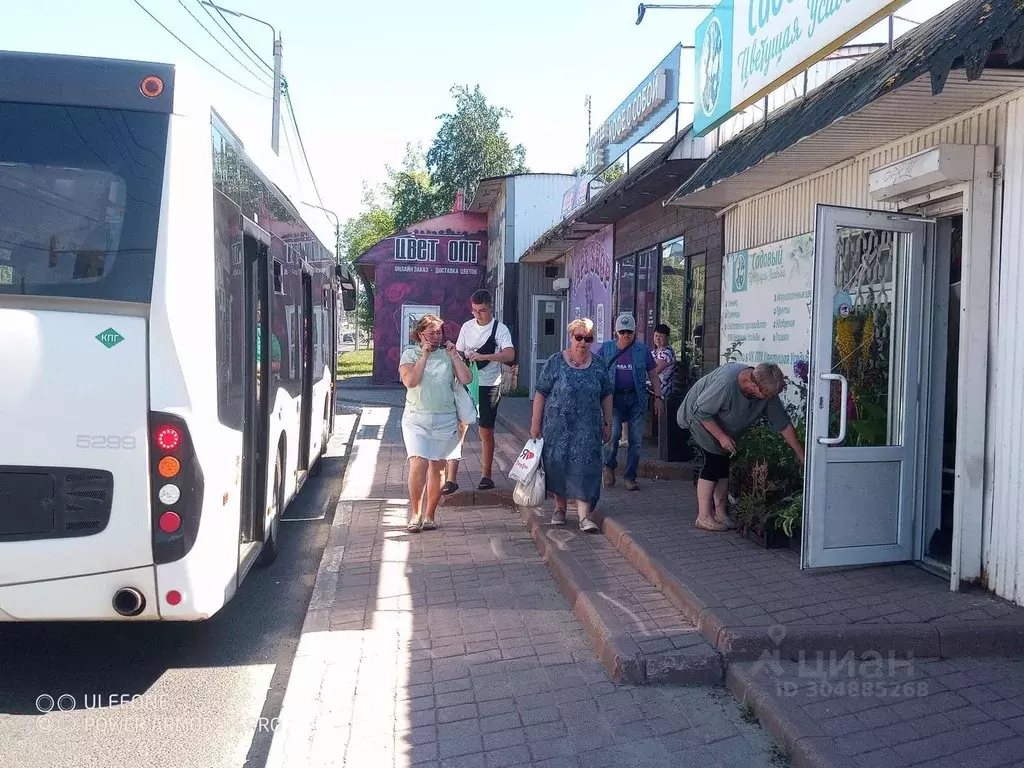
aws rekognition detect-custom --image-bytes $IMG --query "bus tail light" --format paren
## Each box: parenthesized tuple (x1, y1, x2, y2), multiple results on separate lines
(148, 412, 204, 565)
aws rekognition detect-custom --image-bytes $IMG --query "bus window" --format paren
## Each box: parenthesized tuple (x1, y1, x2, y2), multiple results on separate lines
(0, 103, 167, 302)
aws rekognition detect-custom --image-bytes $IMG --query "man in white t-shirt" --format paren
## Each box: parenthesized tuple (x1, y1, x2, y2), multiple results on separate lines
(443, 289, 515, 493)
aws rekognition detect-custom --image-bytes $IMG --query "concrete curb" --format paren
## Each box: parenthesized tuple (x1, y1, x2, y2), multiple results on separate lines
(591, 510, 1024, 661)
(726, 663, 853, 768)
(517, 504, 724, 687)
(439, 489, 515, 508)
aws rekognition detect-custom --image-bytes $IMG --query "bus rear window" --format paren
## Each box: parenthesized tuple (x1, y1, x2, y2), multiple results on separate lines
(0, 103, 167, 302)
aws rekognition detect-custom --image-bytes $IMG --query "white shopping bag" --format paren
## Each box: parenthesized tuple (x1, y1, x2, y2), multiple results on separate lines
(508, 438, 543, 485)
(513, 466, 546, 507)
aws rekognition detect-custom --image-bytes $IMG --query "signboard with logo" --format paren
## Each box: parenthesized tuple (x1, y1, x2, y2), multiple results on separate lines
(721, 233, 814, 407)
(586, 45, 682, 173)
(694, 0, 910, 136)
(356, 211, 488, 383)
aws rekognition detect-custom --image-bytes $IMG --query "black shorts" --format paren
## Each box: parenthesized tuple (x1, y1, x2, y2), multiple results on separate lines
(477, 385, 501, 429)
(693, 446, 731, 484)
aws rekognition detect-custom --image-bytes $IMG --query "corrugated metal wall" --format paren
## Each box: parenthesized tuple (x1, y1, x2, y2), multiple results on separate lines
(988, 95, 1024, 606)
(725, 93, 1016, 253)
(510, 175, 577, 261)
(724, 88, 1024, 605)
(516, 261, 563, 392)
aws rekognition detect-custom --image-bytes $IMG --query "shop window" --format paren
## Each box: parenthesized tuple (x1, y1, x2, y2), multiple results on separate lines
(615, 255, 635, 321)
(687, 259, 706, 379)
(635, 247, 658, 344)
(659, 237, 686, 362)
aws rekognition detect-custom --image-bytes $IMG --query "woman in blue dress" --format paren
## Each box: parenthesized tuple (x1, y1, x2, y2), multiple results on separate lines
(530, 318, 613, 532)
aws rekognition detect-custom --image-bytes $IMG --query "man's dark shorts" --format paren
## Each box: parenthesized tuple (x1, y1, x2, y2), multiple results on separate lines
(478, 385, 501, 429)
(693, 445, 730, 484)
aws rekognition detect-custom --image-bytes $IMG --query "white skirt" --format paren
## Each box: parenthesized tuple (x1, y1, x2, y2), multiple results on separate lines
(401, 409, 463, 461)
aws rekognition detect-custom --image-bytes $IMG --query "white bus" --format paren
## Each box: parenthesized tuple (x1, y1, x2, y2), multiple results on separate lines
(0, 51, 357, 621)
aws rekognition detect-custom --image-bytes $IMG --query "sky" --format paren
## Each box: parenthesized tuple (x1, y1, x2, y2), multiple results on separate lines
(2, 0, 958, 251)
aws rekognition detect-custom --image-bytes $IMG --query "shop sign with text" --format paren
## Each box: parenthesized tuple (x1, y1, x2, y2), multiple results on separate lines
(586, 45, 681, 173)
(694, 0, 910, 136)
(721, 232, 813, 407)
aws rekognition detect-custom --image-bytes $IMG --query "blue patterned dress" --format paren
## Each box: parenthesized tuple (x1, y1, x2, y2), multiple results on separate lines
(536, 352, 613, 505)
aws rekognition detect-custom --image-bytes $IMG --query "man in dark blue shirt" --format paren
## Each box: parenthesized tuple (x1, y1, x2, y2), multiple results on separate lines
(598, 313, 662, 491)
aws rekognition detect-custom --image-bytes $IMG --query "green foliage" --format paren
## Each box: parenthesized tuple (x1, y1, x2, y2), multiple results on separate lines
(340, 184, 396, 263)
(337, 348, 373, 379)
(773, 493, 803, 537)
(387, 143, 447, 231)
(426, 84, 528, 209)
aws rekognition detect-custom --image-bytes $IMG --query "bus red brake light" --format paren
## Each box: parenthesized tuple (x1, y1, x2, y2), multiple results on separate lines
(155, 426, 181, 451)
(159, 511, 181, 534)
(149, 412, 204, 565)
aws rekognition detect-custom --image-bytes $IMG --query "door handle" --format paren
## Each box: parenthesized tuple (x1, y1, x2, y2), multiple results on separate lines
(818, 373, 848, 446)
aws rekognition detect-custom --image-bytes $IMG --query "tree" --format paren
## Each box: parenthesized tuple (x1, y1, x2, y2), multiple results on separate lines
(339, 183, 395, 330)
(426, 85, 528, 209)
(340, 183, 395, 263)
(387, 143, 446, 230)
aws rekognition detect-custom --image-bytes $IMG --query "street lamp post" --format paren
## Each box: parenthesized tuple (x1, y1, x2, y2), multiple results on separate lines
(200, 2, 282, 155)
(635, 3, 717, 24)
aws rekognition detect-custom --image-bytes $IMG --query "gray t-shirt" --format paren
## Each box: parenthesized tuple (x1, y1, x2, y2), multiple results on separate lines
(678, 363, 792, 455)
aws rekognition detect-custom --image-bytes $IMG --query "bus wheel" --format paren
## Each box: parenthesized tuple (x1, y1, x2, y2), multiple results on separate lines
(258, 449, 282, 567)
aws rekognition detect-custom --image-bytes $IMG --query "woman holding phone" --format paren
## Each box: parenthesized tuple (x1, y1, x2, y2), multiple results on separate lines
(399, 314, 473, 532)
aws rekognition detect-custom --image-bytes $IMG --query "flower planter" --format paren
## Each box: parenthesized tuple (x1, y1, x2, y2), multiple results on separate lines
(741, 523, 793, 550)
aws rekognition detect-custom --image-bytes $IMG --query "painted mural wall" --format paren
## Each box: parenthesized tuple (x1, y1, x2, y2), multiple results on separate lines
(358, 212, 487, 384)
(569, 225, 614, 348)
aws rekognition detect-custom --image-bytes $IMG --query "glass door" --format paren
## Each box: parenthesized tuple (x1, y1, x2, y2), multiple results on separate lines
(802, 206, 928, 568)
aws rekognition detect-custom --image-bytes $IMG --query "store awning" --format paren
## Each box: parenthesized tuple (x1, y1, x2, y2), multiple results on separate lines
(666, 0, 1024, 210)
(520, 128, 711, 263)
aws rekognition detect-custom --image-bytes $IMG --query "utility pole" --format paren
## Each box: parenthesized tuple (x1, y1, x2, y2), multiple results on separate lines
(301, 202, 358, 351)
(200, 3, 281, 153)
(271, 33, 282, 154)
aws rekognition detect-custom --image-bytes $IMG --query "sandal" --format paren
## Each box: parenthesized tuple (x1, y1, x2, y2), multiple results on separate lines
(477, 477, 495, 491)
(407, 516, 423, 533)
(695, 518, 728, 532)
(422, 519, 438, 531)
(441, 481, 459, 495)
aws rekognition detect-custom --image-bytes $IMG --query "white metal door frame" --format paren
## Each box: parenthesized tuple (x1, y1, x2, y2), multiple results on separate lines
(893, 146, 995, 589)
(399, 304, 441, 350)
(802, 205, 928, 569)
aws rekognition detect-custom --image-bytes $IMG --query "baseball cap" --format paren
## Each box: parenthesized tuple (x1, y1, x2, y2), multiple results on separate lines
(615, 313, 636, 333)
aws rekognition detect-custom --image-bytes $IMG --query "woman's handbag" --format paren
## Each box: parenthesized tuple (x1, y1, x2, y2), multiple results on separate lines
(513, 466, 546, 507)
(453, 377, 478, 426)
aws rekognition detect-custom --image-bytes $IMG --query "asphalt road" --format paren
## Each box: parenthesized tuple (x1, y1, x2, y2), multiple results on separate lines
(0, 408, 359, 768)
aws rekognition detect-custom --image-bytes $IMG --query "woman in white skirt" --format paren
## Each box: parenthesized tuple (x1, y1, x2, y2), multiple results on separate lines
(399, 314, 474, 532)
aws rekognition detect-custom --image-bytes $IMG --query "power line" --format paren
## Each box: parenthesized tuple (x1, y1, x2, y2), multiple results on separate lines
(176, 0, 272, 86)
(196, 0, 274, 76)
(282, 80, 325, 211)
(129, 0, 271, 99)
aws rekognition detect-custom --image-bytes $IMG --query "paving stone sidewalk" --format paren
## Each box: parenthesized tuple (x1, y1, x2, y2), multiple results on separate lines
(729, 655, 1024, 768)
(267, 406, 786, 768)
(589, 478, 1024, 660)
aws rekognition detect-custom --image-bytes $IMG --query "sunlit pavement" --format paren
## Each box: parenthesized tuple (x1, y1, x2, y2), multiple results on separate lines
(265, 406, 782, 768)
